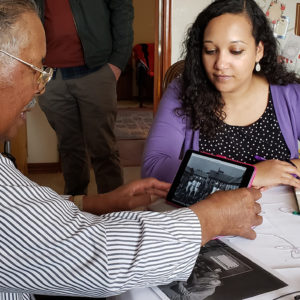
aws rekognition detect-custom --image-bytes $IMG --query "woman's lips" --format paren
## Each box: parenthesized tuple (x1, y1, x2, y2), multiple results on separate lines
(214, 74, 231, 81)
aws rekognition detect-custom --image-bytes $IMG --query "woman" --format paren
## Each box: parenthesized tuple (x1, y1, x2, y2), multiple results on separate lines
(142, 0, 300, 190)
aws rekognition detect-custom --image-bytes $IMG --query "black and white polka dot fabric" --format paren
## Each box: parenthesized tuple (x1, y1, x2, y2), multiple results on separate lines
(198, 92, 291, 164)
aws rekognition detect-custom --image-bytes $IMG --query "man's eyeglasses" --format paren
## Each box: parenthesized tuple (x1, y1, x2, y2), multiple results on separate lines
(0, 49, 53, 94)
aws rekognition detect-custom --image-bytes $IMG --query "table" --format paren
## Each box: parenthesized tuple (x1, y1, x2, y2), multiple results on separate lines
(110, 185, 300, 300)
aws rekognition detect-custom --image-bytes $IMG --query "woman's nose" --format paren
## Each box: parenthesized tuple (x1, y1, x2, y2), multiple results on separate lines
(214, 51, 229, 70)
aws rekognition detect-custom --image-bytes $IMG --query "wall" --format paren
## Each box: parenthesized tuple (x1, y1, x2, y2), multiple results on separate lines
(27, 102, 58, 163)
(171, 0, 211, 63)
(27, 0, 155, 164)
(132, 0, 155, 45)
(171, 0, 300, 65)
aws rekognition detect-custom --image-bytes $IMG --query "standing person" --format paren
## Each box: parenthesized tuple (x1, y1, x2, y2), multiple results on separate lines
(142, 0, 300, 191)
(0, 2, 263, 300)
(34, 0, 134, 195)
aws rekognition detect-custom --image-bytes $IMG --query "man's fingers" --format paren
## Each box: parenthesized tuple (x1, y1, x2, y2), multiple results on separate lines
(248, 188, 262, 201)
(243, 228, 257, 240)
(254, 202, 261, 214)
(131, 178, 170, 197)
(253, 215, 263, 227)
(150, 189, 169, 198)
(149, 179, 171, 191)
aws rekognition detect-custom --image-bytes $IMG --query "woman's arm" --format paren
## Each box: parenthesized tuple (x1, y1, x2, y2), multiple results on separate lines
(142, 80, 187, 182)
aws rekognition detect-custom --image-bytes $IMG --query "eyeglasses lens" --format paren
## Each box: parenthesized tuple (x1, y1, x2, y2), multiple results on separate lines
(37, 67, 53, 86)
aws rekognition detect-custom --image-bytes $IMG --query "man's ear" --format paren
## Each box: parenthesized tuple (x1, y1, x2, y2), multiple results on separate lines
(256, 41, 264, 62)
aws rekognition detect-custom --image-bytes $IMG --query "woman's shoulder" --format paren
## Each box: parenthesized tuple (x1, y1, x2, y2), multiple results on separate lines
(164, 78, 182, 95)
(160, 78, 183, 106)
(270, 83, 300, 112)
(270, 83, 300, 93)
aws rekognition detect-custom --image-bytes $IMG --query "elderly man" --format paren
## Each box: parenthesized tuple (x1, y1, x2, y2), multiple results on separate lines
(0, 1, 262, 300)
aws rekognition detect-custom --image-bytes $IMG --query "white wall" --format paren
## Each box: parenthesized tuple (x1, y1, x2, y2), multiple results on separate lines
(171, 0, 300, 65)
(27, 103, 58, 163)
(171, 0, 212, 63)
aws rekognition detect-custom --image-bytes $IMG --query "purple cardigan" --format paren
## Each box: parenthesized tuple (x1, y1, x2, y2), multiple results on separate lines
(142, 80, 300, 182)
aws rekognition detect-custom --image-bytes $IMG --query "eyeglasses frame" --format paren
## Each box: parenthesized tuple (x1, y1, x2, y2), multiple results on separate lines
(0, 49, 53, 86)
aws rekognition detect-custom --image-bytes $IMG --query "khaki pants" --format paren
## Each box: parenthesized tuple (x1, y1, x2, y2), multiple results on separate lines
(39, 64, 123, 194)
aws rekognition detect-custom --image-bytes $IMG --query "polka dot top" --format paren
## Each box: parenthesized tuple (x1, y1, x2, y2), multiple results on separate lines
(198, 92, 291, 164)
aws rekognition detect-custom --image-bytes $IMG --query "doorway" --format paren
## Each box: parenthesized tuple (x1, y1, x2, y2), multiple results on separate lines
(117, 0, 156, 109)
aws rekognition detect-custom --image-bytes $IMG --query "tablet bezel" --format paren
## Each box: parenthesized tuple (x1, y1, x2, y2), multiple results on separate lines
(167, 150, 256, 207)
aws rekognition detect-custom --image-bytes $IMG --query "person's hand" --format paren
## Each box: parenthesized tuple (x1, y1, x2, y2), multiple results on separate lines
(108, 63, 121, 80)
(253, 159, 300, 191)
(83, 178, 171, 214)
(104, 177, 171, 210)
(190, 188, 262, 245)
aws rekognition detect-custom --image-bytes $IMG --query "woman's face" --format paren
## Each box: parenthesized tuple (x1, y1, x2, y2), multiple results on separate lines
(202, 13, 263, 95)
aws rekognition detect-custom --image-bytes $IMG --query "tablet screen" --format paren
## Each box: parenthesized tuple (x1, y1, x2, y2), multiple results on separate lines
(167, 150, 256, 207)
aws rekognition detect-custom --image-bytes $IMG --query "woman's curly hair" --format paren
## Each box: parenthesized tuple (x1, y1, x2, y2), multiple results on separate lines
(178, 0, 300, 137)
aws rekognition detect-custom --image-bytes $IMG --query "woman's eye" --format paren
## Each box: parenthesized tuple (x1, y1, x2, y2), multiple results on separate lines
(204, 49, 216, 55)
(231, 50, 244, 55)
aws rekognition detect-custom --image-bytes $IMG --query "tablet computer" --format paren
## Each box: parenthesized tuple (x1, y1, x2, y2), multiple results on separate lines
(167, 150, 256, 207)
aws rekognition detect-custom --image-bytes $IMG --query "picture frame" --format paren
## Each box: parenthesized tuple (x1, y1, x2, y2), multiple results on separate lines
(296, 3, 300, 36)
(152, 239, 288, 300)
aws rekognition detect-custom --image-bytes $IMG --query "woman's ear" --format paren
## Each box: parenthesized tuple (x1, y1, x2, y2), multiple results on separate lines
(256, 41, 264, 62)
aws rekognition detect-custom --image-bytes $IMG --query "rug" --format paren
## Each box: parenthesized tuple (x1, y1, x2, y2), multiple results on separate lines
(115, 109, 153, 140)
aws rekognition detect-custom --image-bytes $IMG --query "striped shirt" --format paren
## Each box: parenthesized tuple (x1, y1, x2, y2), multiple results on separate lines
(0, 154, 202, 299)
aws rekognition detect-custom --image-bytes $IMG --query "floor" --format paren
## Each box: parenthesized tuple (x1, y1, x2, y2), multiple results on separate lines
(27, 166, 141, 195)
(27, 99, 152, 195)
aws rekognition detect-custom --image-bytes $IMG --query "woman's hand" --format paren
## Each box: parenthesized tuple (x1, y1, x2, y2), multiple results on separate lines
(252, 159, 300, 190)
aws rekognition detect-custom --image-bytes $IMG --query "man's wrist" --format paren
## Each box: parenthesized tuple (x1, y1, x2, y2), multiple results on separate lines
(73, 195, 84, 210)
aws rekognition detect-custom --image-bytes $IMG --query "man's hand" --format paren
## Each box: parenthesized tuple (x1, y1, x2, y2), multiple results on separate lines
(190, 188, 262, 245)
(108, 63, 121, 81)
(105, 177, 171, 211)
(253, 159, 300, 191)
(82, 178, 171, 214)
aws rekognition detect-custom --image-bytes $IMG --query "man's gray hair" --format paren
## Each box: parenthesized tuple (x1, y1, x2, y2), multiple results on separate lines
(0, 0, 38, 80)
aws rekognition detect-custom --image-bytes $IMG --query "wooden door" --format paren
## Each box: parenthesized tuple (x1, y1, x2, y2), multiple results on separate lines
(154, 0, 172, 113)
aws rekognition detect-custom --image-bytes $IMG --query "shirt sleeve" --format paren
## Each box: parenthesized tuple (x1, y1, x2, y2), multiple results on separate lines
(142, 79, 187, 182)
(0, 156, 201, 298)
(271, 83, 300, 158)
(108, 0, 134, 70)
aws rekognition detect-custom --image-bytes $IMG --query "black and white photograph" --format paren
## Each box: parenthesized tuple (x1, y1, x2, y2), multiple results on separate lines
(155, 239, 287, 300)
(170, 152, 248, 206)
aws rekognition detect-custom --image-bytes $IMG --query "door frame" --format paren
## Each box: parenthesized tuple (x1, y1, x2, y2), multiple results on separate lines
(296, 3, 300, 36)
(154, 0, 172, 112)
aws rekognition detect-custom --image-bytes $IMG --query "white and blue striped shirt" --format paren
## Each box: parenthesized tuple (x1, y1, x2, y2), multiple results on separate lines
(0, 155, 202, 299)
